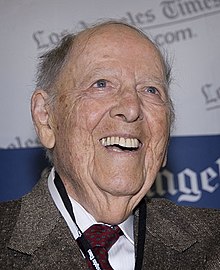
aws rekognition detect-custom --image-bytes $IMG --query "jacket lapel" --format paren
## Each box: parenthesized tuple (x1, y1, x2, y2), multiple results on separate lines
(8, 168, 87, 269)
(134, 198, 197, 258)
(146, 198, 197, 252)
(8, 169, 59, 255)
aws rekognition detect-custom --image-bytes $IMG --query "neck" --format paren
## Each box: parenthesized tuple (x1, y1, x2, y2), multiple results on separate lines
(66, 184, 143, 225)
(55, 171, 145, 225)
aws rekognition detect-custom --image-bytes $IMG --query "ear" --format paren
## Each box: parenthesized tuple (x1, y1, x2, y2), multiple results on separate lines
(31, 90, 55, 149)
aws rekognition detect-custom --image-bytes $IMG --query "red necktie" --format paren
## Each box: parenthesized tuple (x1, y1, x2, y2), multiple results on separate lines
(84, 224, 122, 270)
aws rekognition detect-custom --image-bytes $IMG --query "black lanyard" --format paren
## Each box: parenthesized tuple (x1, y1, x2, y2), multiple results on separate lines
(54, 171, 146, 270)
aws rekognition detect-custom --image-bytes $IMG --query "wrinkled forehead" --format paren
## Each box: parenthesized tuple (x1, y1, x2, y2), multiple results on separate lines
(55, 24, 166, 91)
(70, 24, 163, 65)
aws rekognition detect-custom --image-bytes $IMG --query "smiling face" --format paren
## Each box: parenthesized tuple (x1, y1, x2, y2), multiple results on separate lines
(32, 23, 171, 223)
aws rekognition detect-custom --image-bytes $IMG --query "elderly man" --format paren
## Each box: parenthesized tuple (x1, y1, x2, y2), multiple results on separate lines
(0, 20, 220, 270)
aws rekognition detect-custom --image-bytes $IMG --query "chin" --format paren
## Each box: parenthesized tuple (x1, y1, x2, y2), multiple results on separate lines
(103, 176, 144, 197)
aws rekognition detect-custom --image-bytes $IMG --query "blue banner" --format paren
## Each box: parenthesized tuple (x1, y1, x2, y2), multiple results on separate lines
(1, 135, 219, 208)
(149, 135, 220, 209)
(0, 148, 49, 201)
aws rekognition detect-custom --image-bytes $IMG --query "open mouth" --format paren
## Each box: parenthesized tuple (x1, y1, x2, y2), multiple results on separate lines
(100, 136, 141, 152)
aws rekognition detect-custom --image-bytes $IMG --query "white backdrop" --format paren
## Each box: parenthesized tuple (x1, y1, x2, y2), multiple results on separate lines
(1, 0, 220, 206)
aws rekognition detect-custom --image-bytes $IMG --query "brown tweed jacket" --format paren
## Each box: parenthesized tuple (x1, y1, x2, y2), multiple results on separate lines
(1, 168, 220, 270)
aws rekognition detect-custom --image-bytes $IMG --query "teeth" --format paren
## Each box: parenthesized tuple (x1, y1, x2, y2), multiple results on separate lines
(107, 137, 111, 145)
(100, 136, 140, 148)
(119, 137, 126, 147)
(101, 138, 106, 146)
(110, 137, 114, 145)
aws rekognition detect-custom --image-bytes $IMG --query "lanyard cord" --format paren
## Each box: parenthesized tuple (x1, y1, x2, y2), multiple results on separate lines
(54, 171, 146, 270)
(54, 173, 95, 263)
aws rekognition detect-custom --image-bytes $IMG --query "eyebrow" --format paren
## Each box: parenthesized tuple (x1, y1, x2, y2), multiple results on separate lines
(78, 65, 168, 90)
(86, 66, 122, 77)
(144, 76, 167, 86)
(136, 73, 168, 89)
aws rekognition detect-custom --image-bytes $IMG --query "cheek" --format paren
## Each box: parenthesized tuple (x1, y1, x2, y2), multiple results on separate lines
(54, 97, 110, 155)
(53, 105, 95, 180)
(76, 97, 111, 132)
(143, 104, 170, 136)
(143, 105, 170, 164)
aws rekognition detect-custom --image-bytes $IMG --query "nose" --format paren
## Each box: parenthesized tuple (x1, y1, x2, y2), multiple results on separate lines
(110, 89, 143, 123)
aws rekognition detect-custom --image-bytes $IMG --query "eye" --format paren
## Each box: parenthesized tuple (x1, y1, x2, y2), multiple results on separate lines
(146, 86, 159, 94)
(93, 79, 107, 89)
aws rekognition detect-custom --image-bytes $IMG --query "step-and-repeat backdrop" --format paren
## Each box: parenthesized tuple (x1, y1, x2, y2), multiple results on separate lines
(1, 0, 220, 208)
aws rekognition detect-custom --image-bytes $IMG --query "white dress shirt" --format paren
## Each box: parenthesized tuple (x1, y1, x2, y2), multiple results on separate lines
(48, 168, 135, 270)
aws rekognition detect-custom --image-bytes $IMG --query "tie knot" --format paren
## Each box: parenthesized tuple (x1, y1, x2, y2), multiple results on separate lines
(84, 224, 122, 251)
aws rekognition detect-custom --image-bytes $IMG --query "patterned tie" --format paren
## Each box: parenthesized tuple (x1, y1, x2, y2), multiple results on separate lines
(84, 224, 122, 270)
